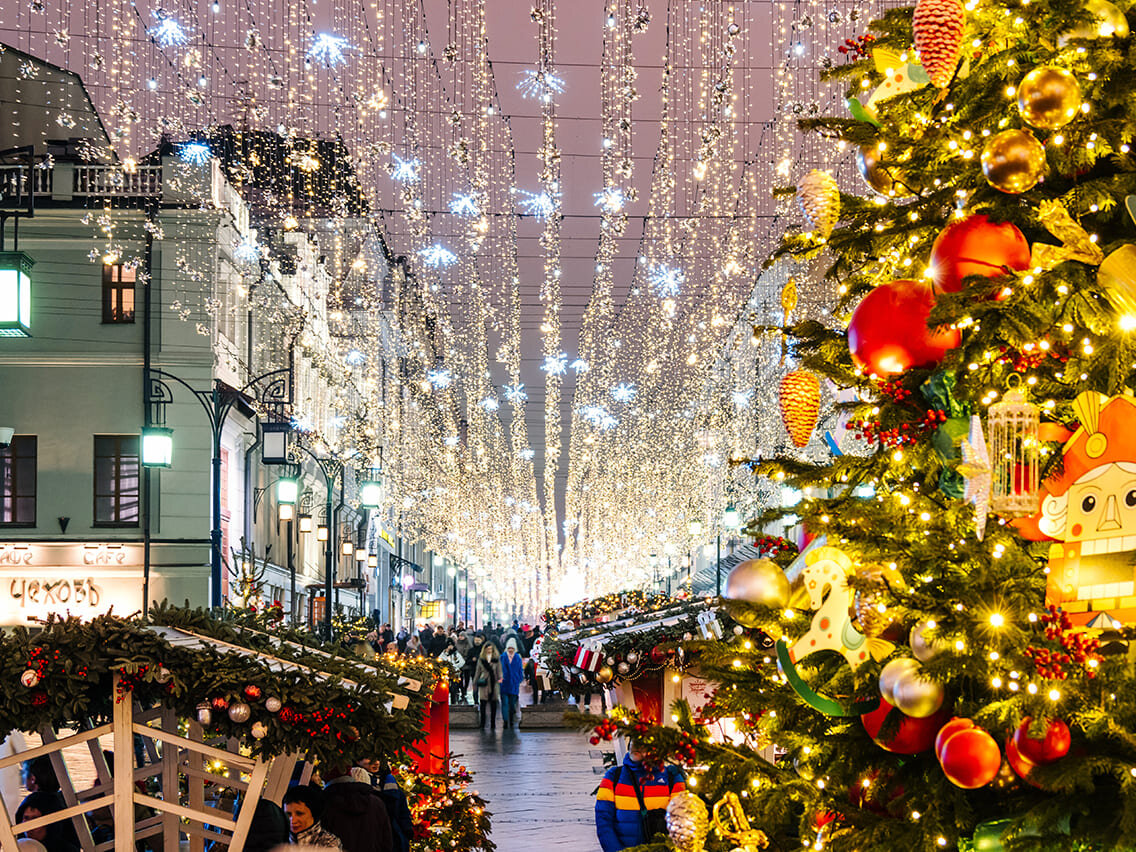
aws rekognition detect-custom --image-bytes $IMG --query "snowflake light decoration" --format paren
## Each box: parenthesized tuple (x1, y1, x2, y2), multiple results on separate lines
(504, 384, 527, 404)
(479, 396, 500, 412)
(570, 359, 590, 373)
(427, 368, 453, 389)
(581, 405, 609, 426)
(179, 142, 211, 165)
(330, 415, 347, 429)
(308, 33, 352, 67)
(449, 193, 480, 217)
(391, 154, 420, 183)
(291, 413, 315, 433)
(541, 352, 568, 375)
(419, 244, 458, 268)
(611, 383, 637, 404)
(593, 186, 626, 214)
(517, 68, 566, 102)
(600, 414, 618, 430)
(344, 349, 366, 366)
(233, 237, 260, 264)
(517, 189, 557, 220)
(732, 389, 754, 409)
(444, 436, 460, 447)
(150, 16, 190, 49)
(649, 263, 684, 298)
(518, 447, 536, 461)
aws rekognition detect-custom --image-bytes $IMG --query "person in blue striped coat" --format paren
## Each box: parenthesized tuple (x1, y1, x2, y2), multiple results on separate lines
(595, 740, 685, 852)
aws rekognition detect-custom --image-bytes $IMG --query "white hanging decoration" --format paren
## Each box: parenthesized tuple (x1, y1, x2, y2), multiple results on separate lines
(958, 415, 992, 541)
(988, 381, 1041, 516)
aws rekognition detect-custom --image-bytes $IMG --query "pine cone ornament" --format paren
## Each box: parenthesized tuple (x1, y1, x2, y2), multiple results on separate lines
(779, 370, 821, 448)
(796, 170, 840, 238)
(667, 791, 710, 852)
(913, 0, 965, 88)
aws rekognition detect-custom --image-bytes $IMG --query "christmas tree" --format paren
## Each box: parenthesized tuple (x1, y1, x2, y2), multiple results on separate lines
(601, 0, 1136, 848)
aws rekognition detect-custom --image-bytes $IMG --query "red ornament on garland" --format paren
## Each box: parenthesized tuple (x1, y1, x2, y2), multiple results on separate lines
(211, 696, 230, 711)
(913, 0, 966, 88)
(779, 370, 821, 447)
(938, 725, 1002, 788)
(848, 279, 960, 376)
(861, 697, 950, 754)
(243, 684, 263, 700)
(1011, 716, 1070, 765)
(649, 645, 669, 665)
(929, 215, 1031, 295)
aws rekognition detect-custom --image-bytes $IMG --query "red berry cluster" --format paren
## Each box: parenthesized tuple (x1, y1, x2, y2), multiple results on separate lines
(277, 704, 355, 740)
(997, 344, 1069, 373)
(590, 717, 620, 745)
(673, 730, 698, 766)
(837, 33, 876, 57)
(1025, 605, 1102, 680)
(875, 379, 912, 404)
(115, 664, 151, 702)
(851, 409, 947, 448)
(753, 534, 796, 557)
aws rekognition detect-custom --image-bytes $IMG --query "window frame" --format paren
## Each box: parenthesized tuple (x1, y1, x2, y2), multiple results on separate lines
(101, 263, 137, 324)
(92, 434, 140, 527)
(0, 435, 36, 527)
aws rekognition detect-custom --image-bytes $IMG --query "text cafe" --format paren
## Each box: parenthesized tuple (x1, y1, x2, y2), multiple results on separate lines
(0, 542, 145, 625)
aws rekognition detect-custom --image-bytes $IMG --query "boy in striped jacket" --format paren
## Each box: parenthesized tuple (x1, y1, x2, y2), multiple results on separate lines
(595, 740, 686, 851)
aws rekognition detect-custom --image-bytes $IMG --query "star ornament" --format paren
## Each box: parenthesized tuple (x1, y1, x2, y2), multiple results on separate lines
(958, 414, 992, 541)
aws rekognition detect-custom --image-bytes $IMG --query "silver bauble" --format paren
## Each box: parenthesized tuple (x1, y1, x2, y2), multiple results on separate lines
(228, 702, 252, 723)
(617, 661, 631, 675)
(879, 657, 920, 705)
(626, 651, 639, 664)
(910, 620, 948, 662)
(725, 559, 790, 626)
(250, 721, 268, 739)
(666, 790, 710, 852)
(891, 666, 945, 718)
(196, 704, 212, 726)
(265, 696, 282, 713)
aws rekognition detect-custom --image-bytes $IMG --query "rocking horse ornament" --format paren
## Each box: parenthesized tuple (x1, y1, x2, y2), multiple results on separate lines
(776, 544, 891, 715)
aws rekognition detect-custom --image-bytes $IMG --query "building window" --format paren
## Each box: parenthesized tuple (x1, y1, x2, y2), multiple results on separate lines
(0, 436, 36, 526)
(102, 263, 136, 323)
(94, 435, 139, 525)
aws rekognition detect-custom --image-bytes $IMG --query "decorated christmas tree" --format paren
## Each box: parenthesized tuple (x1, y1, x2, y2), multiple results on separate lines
(597, 0, 1136, 848)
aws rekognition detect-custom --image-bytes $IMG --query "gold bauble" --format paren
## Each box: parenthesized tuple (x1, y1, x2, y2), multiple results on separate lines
(1098, 244, 1136, 315)
(725, 559, 790, 627)
(851, 563, 905, 636)
(981, 129, 1047, 194)
(666, 791, 710, 852)
(891, 665, 945, 718)
(1059, 0, 1130, 43)
(596, 665, 614, 684)
(910, 619, 948, 662)
(1017, 67, 1082, 130)
(856, 146, 908, 196)
(878, 657, 921, 705)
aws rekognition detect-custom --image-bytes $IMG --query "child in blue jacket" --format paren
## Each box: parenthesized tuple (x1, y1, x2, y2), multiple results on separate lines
(595, 740, 685, 851)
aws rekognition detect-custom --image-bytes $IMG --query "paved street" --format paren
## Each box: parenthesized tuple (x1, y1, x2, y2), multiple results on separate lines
(452, 728, 601, 852)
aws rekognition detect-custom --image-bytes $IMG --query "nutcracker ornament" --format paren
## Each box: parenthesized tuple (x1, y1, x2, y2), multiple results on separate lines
(1022, 392, 1136, 624)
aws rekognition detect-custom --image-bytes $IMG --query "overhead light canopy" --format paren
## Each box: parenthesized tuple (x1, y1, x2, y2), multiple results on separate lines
(141, 426, 174, 468)
(0, 252, 33, 338)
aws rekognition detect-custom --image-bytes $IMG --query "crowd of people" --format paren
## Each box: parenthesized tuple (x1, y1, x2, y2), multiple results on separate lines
(368, 619, 551, 731)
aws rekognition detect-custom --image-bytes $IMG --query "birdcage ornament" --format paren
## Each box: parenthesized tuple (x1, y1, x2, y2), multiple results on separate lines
(988, 379, 1040, 516)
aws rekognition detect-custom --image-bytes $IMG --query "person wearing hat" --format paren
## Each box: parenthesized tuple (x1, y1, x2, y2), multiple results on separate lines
(281, 785, 345, 849)
(475, 641, 502, 731)
(500, 637, 525, 729)
(595, 739, 685, 852)
(454, 630, 474, 703)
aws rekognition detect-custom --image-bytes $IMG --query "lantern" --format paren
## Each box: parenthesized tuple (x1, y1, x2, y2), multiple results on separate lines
(0, 252, 33, 338)
(988, 384, 1040, 515)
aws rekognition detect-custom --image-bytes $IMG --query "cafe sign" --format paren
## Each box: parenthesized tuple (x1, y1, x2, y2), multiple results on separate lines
(0, 543, 144, 624)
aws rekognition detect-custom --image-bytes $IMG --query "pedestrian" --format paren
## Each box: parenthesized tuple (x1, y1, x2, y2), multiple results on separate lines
(372, 760, 414, 852)
(454, 631, 473, 701)
(429, 625, 448, 657)
(404, 634, 424, 657)
(241, 798, 289, 852)
(321, 765, 393, 852)
(395, 626, 408, 654)
(595, 740, 685, 852)
(380, 623, 394, 648)
(438, 639, 465, 703)
(282, 784, 345, 849)
(462, 633, 484, 704)
(474, 642, 502, 731)
(15, 791, 78, 852)
(500, 638, 524, 728)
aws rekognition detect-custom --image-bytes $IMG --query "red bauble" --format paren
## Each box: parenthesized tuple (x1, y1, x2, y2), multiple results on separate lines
(649, 645, 669, 665)
(589, 735, 601, 746)
(210, 696, 229, 711)
(938, 727, 1002, 789)
(1012, 717, 1071, 765)
(929, 215, 1031, 295)
(243, 684, 263, 700)
(861, 697, 950, 754)
(935, 716, 976, 760)
(847, 280, 960, 376)
(1005, 734, 1043, 787)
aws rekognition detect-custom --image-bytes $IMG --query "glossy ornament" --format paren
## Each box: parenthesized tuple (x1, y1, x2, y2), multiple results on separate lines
(617, 661, 631, 675)
(878, 657, 921, 705)
(779, 370, 821, 448)
(1098, 244, 1136, 314)
(1012, 717, 1071, 764)
(155, 667, 173, 684)
(988, 386, 1041, 516)
(862, 697, 950, 754)
(1017, 66, 1082, 130)
(938, 726, 1002, 788)
(666, 790, 710, 852)
(852, 572, 898, 637)
(196, 704, 212, 726)
(796, 169, 840, 238)
(935, 717, 976, 760)
(596, 665, 615, 684)
(1059, 0, 1129, 42)
(910, 620, 948, 662)
(228, 702, 252, 723)
(891, 665, 946, 718)
(265, 696, 282, 713)
(848, 279, 960, 376)
(725, 559, 790, 626)
(929, 215, 1031, 294)
(913, 0, 966, 87)
(20, 670, 39, 688)
(626, 651, 639, 665)
(251, 721, 268, 739)
(981, 129, 1047, 194)
(856, 146, 907, 196)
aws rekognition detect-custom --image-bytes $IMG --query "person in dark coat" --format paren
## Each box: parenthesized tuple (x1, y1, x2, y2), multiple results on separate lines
(320, 766, 393, 852)
(475, 642, 502, 731)
(16, 791, 80, 852)
(282, 784, 344, 849)
(374, 761, 414, 852)
(239, 798, 288, 852)
(500, 638, 525, 728)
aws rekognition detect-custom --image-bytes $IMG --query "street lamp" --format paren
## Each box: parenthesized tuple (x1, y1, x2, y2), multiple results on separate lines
(316, 523, 329, 541)
(0, 250, 34, 338)
(688, 518, 703, 538)
(722, 503, 740, 529)
(360, 469, 383, 509)
(140, 426, 174, 468)
(298, 513, 313, 534)
(261, 421, 291, 465)
(716, 503, 741, 597)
